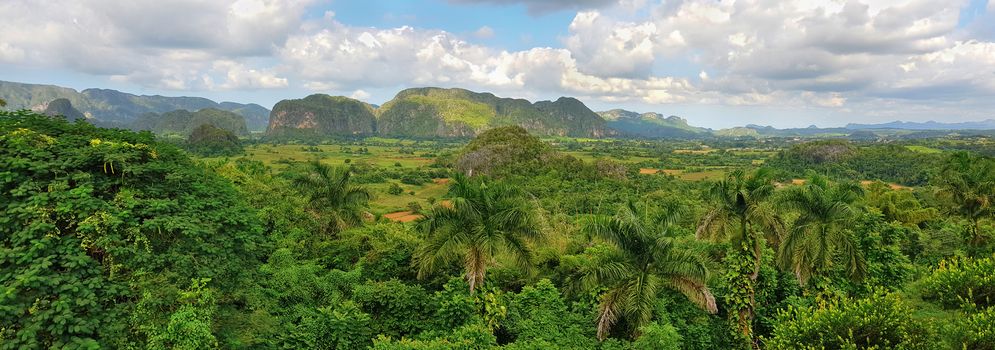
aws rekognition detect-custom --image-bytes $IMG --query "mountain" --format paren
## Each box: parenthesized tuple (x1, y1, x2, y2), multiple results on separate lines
(130, 108, 248, 137)
(845, 119, 995, 130)
(0, 80, 269, 131)
(597, 109, 709, 138)
(267, 94, 377, 136)
(42, 98, 86, 121)
(374, 87, 611, 138)
(219, 102, 270, 131)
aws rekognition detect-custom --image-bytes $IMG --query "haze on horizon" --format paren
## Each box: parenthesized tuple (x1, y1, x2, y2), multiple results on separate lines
(1, 0, 994, 129)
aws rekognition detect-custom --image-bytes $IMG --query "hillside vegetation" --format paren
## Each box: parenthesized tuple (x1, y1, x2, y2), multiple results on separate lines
(0, 80, 269, 130)
(3, 109, 995, 350)
(130, 108, 249, 137)
(270, 87, 612, 138)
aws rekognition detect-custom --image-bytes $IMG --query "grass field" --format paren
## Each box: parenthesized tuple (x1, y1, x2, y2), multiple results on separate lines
(209, 144, 446, 169)
(905, 145, 943, 154)
(639, 168, 727, 181)
(367, 179, 450, 215)
(203, 137, 787, 215)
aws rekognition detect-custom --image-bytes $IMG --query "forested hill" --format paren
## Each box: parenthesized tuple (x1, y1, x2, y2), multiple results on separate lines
(598, 109, 710, 139)
(268, 87, 614, 138)
(0, 80, 270, 131)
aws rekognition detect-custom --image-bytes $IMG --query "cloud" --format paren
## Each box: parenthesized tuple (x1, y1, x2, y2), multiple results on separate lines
(2, 0, 995, 125)
(473, 26, 495, 39)
(448, 0, 620, 14)
(0, 0, 311, 89)
(212, 60, 288, 89)
(350, 89, 372, 100)
(565, 11, 659, 78)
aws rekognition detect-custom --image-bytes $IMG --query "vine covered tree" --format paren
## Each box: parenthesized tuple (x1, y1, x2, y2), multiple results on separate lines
(414, 174, 543, 293)
(697, 168, 781, 347)
(578, 200, 717, 340)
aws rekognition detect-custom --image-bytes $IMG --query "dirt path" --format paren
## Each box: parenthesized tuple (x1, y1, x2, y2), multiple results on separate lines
(383, 211, 423, 222)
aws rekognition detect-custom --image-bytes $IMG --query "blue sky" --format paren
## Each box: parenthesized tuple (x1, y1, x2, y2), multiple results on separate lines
(1, 0, 994, 128)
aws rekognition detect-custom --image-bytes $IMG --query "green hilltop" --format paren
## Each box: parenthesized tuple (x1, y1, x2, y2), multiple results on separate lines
(268, 87, 613, 138)
(130, 108, 249, 137)
(597, 109, 709, 139)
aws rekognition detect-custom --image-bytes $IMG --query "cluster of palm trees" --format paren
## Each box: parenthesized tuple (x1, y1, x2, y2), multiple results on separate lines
(289, 154, 994, 344)
(412, 169, 877, 343)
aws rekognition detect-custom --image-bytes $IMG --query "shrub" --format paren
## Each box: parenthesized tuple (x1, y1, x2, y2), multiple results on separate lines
(920, 254, 995, 309)
(943, 306, 995, 350)
(632, 322, 682, 350)
(353, 280, 437, 338)
(765, 291, 934, 349)
(388, 183, 404, 195)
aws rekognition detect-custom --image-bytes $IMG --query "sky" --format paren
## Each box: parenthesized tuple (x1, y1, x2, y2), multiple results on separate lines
(1, 0, 994, 128)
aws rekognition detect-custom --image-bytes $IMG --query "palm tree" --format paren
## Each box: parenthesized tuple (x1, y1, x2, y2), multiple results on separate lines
(288, 160, 372, 235)
(577, 199, 716, 340)
(935, 152, 995, 246)
(696, 168, 781, 345)
(414, 174, 542, 293)
(777, 175, 867, 286)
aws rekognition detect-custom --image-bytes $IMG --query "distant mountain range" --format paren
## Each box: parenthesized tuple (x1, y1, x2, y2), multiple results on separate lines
(597, 109, 710, 139)
(4, 80, 995, 139)
(0, 80, 269, 131)
(845, 120, 995, 130)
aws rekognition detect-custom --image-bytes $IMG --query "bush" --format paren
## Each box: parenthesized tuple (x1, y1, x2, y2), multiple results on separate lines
(388, 183, 404, 195)
(943, 306, 995, 350)
(632, 322, 682, 350)
(353, 280, 437, 338)
(504, 279, 595, 348)
(283, 302, 372, 350)
(765, 291, 934, 349)
(920, 254, 995, 309)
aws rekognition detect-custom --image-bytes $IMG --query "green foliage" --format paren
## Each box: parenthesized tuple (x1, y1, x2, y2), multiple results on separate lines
(370, 322, 497, 350)
(353, 280, 438, 338)
(287, 160, 372, 235)
(576, 200, 716, 339)
(455, 125, 551, 177)
(504, 279, 597, 348)
(376, 87, 608, 138)
(631, 322, 682, 350)
(765, 291, 934, 349)
(934, 152, 995, 247)
(267, 94, 376, 136)
(0, 110, 266, 348)
(698, 168, 781, 346)
(186, 123, 243, 156)
(389, 182, 405, 195)
(147, 279, 218, 350)
(920, 254, 995, 309)
(11, 104, 995, 350)
(403, 94, 496, 129)
(777, 175, 867, 286)
(414, 174, 543, 293)
(132, 108, 248, 136)
(769, 141, 941, 186)
(284, 302, 373, 350)
(433, 278, 478, 330)
(943, 306, 995, 350)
